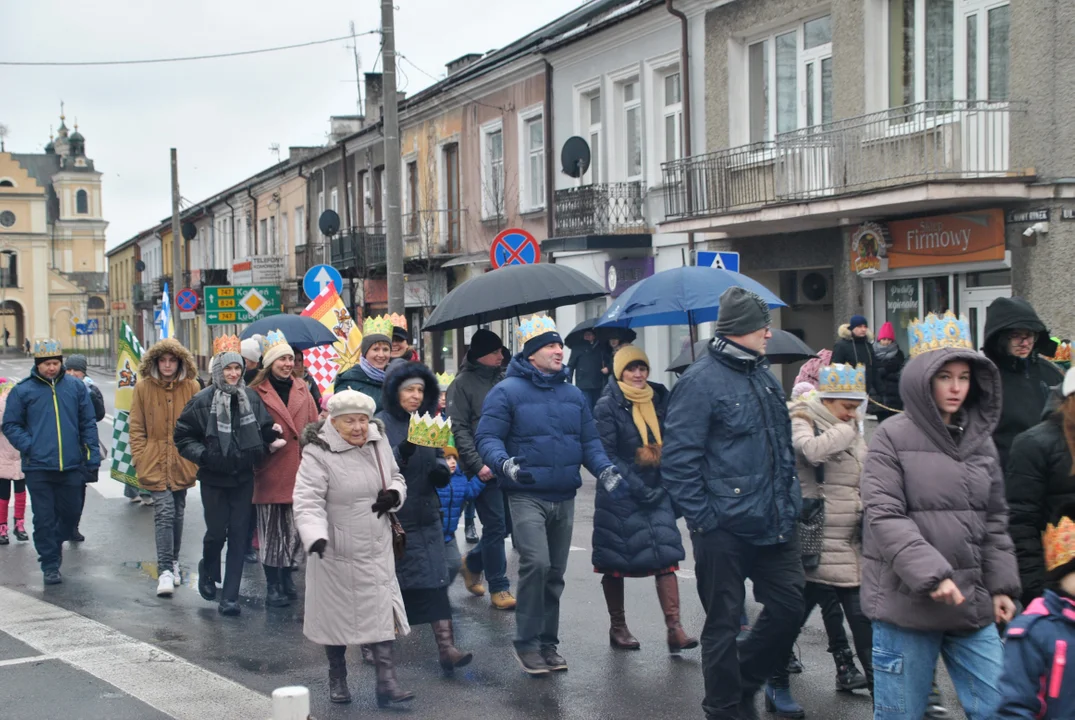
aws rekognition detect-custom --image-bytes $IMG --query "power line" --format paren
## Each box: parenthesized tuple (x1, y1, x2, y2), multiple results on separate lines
(0, 31, 380, 67)
(398, 54, 506, 113)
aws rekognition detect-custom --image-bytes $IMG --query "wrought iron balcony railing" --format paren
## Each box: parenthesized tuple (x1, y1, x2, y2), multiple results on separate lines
(329, 228, 387, 273)
(553, 182, 647, 237)
(402, 209, 468, 258)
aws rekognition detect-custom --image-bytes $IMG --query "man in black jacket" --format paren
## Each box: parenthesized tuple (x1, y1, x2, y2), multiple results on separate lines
(567, 331, 610, 411)
(64, 354, 105, 543)
(446, 329, 515, 610)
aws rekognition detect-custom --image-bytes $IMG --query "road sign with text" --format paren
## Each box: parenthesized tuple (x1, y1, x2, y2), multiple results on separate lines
(204, 285, 281, 325)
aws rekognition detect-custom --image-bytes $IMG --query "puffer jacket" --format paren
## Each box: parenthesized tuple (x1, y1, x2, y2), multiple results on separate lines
(831, 325, 877, 394)
(2, 365, 100, 474)
(334, 363, 385, 411)
(996, 590, 1075, 719)
(860, 346, 1020, 632)
(1005, 390, 1074, 605)
(173, 385, 275, 488)
(872, 342, 905, 419)
(476, 354, 613, 501)
(128, 339, 201, 492)
(662, 337, 800, 545)
(790, 394, 866, 587)
(252, 375, 320, 504)
(0, 392, 24, 480)
(983, 296, 1064, 470)
(446, 359, 503, 476)
(375, 362, 451, 591)
(591, 377, 684, 574)
(436, 468, 484, 543)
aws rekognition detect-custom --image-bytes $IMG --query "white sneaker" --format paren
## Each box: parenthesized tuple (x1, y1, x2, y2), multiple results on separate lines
(172, 562, 181, 585)
(140, 496, 155, 507)
(157, 571, 174, 597)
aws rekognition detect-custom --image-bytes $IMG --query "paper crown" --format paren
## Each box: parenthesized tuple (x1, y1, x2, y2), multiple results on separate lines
(1044, 516, 1075, 573)
(908, 312, 974, 359)
(818, 363, 867, 396)
(363, 315, 394, 338)
(262, 329, 290, 354)
(516, 314, 558, 347)
(407, 412, 453, 448)
(1047, 340, 1071, 364)
(389, 313, 407, 331)
(212, 335, 242, 356)
(33, 339, 62, 359)
(436, 372, 455, 390)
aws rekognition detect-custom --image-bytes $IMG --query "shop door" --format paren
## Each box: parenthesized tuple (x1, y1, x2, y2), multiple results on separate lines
(961, 285, 1010, 351)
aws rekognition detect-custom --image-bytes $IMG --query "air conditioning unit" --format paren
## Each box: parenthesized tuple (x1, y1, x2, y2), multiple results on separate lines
(794, 269, 833, 306)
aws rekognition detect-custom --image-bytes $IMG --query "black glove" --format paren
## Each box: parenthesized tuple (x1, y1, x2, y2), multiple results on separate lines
(399, 440, 418, 460)
(502, 456, 535, 484)
(371, 489, 400, 518)
(428, 464, 451, 488)
(631, 484, 665, 508)
(309, 538, 327, 558)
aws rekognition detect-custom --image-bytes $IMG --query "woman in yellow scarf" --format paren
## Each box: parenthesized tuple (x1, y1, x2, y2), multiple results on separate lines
(591, 345, 697, 654)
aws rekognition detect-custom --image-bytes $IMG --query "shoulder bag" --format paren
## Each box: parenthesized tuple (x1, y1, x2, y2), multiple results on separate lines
(799, 424, 826, 570)
(373, 440, 407, 561)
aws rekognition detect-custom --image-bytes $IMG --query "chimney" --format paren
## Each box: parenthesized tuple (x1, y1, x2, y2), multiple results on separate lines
(329, 116, 363, 144)
(445, 53, 483, 77)
(364, 73, 384, 121)
(289, 146, 323, 163)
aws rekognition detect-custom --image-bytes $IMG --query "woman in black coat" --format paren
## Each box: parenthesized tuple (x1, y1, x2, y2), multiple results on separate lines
(591, 345, 697, 653)
(375, 361, 472, 673)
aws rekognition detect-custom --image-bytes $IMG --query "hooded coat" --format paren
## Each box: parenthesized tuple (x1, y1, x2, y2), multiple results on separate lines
(860, 346, 1021, 632)
(591, 377, 685, 574)
(375, 362, 451, 591)
(128, 339, 201, 493)
(445, 359, 504, 477)
(995, 590, 1075, 720)
(832, 324, 877, 394)
(983, 297, 1064, 470)
(436, 468, 484, 543)
(293, 417, 410, 646)
(252, 374, 320, 505)
(334, 363, 385, 412)
(872, 342, 906, 417)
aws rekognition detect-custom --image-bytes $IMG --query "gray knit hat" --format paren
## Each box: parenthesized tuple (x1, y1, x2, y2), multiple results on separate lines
(66, 354, 88, 373)
(715, 287, 771, 337)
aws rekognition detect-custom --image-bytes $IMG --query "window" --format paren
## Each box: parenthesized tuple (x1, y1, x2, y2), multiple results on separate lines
(482, 124, 505, 219)
(258, 219, 267, 255)
(317, 190, 324, 219)
(347, 182, 354, 223)
(330, 187, 339, 213)
(584, 92, 601, 183)
(269, 216, 277, 255)
(523, 114, 545, 210)
(294, 206, 305, 247)
(622, 80, 642, 179)
(663, 72, 683, 162)
(406, 161, 419, 234)
(281, 212, 289, 256)
(747, 14, 832, 141)
(76, 189, 88, 214)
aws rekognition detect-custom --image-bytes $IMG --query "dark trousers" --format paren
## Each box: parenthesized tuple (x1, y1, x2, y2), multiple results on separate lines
(24, 471, 83, 572)
(772, 582, 873, 687)
(200, 481, 254, 603)
(465, 481, 509, 593)
(693, 528, 805, 720)
(581, 387, 602, 412)
(805, 581, 851, 654)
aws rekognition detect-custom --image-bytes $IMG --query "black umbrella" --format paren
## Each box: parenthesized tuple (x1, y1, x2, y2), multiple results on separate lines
(565, 320, 636, 348)
(666, 329, 817, 374)
(564, 317, 598, 348)
(424, 263, 606, 332)
(239, 314, 338, 350)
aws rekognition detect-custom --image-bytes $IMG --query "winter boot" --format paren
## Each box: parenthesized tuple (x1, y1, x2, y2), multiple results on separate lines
(360, 644, 375, 665)
(786, 649, 804, 674)
(601, 575, 640, 649)
(372, 641, 415, 707)
(431, 619, 473, 672)
(0, 524, 7, 546)
(325, 645, 351, 704)
(764, 682, 806, 719)
(263, 565, 290, 608)
(655, 572, 698, 652)
(13, 519, 27, 542)
(464, 519, 479, 544)
(280, 568, 298, 600)
(833, 648, 868, 692)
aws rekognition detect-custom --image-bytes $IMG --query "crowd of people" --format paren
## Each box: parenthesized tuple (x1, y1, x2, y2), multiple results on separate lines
(2, 291, 1075, 719)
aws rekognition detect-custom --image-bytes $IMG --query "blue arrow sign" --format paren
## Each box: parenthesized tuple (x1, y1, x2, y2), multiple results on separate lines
(304, 264, 344, 301)
(696, 251, 740, 273)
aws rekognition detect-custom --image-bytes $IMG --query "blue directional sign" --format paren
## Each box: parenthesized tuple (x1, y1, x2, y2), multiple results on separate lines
(304, 264, 344, 300)
(696, 250, 740, 273)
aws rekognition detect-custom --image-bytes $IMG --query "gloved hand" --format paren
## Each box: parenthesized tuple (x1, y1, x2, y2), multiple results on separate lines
(399, 440, 418, 460)
(631, 483, 665, 507)
(309, 538, 327, 558)
(269, 437, 287, 454)
(371, 489, 401, 518)
(271, 423, 284, 437)
(599, 466, 625, 495)
(502, 456, 535, 484)
(428, 464, 451, 488)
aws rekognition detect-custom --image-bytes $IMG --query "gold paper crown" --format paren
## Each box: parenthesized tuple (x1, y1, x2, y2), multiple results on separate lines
(1048, 340, 1071, 364)
(516, 314, 558, 347)
(1044, 516, 1075, 572)
(407, 412, 453, 448)
(907, 312, 974, 359)
(389, 313, 407, 331)
(363, 315, 394, 338)
(818, 363, 867, 396)
(33, 339, 62, 359)
(436, 372, 455, 390)
(212, 335, 242, 355)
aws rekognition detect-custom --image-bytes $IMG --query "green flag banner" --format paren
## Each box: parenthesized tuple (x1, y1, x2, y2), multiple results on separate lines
(110, 322, 144, 487)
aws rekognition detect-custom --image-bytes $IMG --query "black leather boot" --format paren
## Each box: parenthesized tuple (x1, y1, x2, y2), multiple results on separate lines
(373, 641, 415, 707)
(325, 645, 351, 704)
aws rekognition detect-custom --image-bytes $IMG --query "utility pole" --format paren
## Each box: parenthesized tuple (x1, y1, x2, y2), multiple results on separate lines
(170, 148, 185, 345)
(349, 21, 363, 116)
(381, 0, 404, 316)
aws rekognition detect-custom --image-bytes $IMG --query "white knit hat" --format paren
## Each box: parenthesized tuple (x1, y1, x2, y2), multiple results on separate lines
(240, 335, 263, 364)
(328, 389, 376, 419)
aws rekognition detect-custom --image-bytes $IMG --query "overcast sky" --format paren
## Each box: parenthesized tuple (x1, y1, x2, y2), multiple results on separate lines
(2, 0, 586, 249)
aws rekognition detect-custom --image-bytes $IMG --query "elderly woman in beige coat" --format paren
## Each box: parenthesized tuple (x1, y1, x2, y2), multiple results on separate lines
(293, 389, 414, 708)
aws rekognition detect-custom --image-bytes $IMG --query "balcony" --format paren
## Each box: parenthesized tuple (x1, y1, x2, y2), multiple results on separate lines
(329, 228, 387, 274)
(553, 182, 647, 237)
(402, 209, 467, 259)
(133, 283, 152, 309)
(662, 100, 1030, 221)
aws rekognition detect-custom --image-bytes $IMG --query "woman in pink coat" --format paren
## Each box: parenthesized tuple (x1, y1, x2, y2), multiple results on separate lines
(0, 380, 28, 544)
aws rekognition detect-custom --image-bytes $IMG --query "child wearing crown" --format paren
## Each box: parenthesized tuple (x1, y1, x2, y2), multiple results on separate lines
(995, 504, 1075, 718)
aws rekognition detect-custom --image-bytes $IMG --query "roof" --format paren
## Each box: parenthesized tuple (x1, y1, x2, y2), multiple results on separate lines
(9, 153, 60, 223)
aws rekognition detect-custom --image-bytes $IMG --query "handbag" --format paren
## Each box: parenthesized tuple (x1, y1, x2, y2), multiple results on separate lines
(373, 441, 407, 561)
(799, 424, 827, 570)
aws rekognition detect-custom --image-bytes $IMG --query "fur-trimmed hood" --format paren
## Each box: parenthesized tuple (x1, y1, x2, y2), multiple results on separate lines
(838, 323, 874, 342)
(382, 361, 439, 420)
(139, 338, 197, 384)
(300, 416, 386, 451)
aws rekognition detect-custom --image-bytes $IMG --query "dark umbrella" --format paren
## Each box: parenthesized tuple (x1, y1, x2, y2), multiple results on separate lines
(239, 314, 338, 350)
(423, 263, 606, 332)
(564, 317, 598, 348)
(666, 330, 817, 374)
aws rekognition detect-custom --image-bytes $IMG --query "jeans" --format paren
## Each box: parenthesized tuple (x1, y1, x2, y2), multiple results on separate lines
(772, 582, 873, 687)
(807, 581, 851, 654)
(445, 539, 462, 585)
(872, 620, 1003, 720)
(509, 494, 574, 653)
(24, 471, 84, 572)
(465, 481, 509, 593)
(693, 528, 805, 720)
(201, 481, 254, 603)
(151, 489, 187, 569)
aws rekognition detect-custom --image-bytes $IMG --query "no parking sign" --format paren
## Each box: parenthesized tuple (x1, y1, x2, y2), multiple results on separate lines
(489, 228, 540, 269)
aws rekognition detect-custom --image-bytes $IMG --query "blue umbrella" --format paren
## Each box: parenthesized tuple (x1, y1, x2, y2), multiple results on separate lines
(595, 266, 786, 329)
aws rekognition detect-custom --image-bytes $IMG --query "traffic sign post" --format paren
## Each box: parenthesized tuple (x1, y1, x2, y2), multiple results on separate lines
(490, 228, 540, 269)
(303, 264, 344, 300)
(696, 251, 741, 273)
(175, 288, 198, 313)
(204, 285, 282, 325)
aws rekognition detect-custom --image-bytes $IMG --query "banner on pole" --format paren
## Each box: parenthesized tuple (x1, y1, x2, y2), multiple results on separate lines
(110, 322, 145, 488)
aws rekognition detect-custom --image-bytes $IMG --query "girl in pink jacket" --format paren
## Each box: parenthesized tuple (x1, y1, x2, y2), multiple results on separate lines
(0, 380, 28, 544)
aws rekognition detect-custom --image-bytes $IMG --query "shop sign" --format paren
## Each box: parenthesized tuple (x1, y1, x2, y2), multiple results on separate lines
(1061, 209, 1075, 221)
(1007, 208, 1050, 224)
(886, 209, 1005, 270)
(605, 257, 654, 298)
(849, 222, 887, 277)
(111, 301, 127, 311)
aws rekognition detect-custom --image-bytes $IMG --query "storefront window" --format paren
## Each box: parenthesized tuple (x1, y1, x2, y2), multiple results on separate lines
(965, 269, 1011, 288)
(885, 279, 919, 355)
(439, 329, 456, 374)
(922, 275, 951, 315)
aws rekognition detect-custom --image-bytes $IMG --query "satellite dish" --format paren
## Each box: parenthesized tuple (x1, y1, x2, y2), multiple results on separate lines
(319, 209, 341, 237)
(181, 222, 197, 240)
(135, 260, 146, 272)
(561, 136, 591, 179)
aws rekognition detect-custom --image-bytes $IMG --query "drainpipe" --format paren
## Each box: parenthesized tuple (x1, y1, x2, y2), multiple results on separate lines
(247, 187, 258, 257)
(666, 0, 695, 259)
(544, 59, 555, 259)
(223, 197, 236, 270)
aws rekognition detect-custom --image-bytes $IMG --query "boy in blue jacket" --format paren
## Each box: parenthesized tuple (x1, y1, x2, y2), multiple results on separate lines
(436, 446, 484, 585)
(996, 503, 1075, 719)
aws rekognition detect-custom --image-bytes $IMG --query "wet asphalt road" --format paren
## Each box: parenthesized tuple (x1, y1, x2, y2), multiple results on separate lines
(0, 356, 966, 720)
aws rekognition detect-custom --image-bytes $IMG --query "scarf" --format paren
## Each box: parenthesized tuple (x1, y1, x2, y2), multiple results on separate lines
(268, 371, 292, 408)
(874, 342, 900, 363)
(207, 355, 261, 459)
(617, 381, 662, 446)
(360, 356, 386, 383)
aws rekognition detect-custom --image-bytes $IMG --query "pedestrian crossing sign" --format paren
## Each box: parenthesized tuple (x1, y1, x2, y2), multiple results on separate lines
(696, 251, 740, 272)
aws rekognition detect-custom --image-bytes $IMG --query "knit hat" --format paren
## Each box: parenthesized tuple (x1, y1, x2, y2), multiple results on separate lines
(877, 321, 896, 341)
(849, 314, 869, 330)
(443, 445, 459, 459)
(467, 329, 504, 362)
(517, 314, 563, 359)
(715, 287, 771, 337)
(361, 333, 392, 357)
(33, 339, 63, 365)
(362, 315, 394, 357)
(320, 391, 334, 412)
(399, 376, 425, 392)
(66, 354, 88, 373)
(260, 330, 293, 369)
(612, 344, 649, 380)
(240, 336, 263, 364)
(327, 389, 376, 419)
(791, 382, 816, 401)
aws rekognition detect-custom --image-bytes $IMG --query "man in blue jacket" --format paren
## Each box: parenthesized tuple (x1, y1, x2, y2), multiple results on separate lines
(2, 340, 101, 585)
(662, 288, 804, 720)
(477, 313, 621, 676)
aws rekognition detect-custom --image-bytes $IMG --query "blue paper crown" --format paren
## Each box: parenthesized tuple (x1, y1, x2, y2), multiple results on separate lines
(908, 312, 973, 359)
(33, 339, 62, 358)
(817, 363, 867, 396)
(516, 314, 558, 346)
(263, 329, 289, 352)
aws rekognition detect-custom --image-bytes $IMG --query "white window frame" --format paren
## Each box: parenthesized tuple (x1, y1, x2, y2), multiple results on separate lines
(317, 190, 325, 219)
(620, 77, 643, 181)
(575, 78, 602, 184)
(330, 187, 339, 214)
(347, 182, 354, 223)
(479, 119, 505, 220)
(294, 206, 306, 247)
(518, 104, 545, 212)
